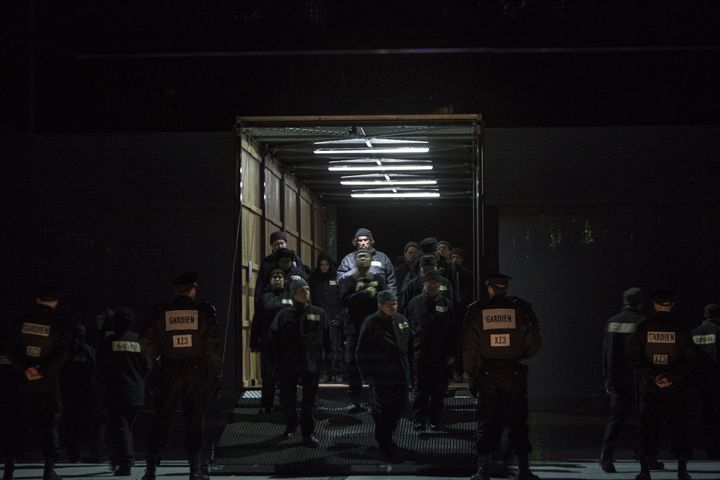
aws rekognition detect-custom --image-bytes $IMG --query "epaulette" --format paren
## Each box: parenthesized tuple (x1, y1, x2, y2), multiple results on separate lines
(199, 301, 217, 315)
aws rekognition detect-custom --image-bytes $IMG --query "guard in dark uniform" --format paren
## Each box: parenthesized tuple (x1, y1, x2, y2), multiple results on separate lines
(627, 290, 697, 480)
(7, 287, 71, 480)
(356, 290, 411, 459)
(309, 253, 346, 382)
(140, 273, 222, 480)
(250, 267, 292, 413)
(269, 278, 332, 448)
(98, 308, 151, 476)
(463, 273, 542, 480)
(339, 248, 387, 411)
(1, 312, 22, 480)
(405, 271, 455, 430)
(599, 287, 646, 472)
(691, 303, 720, 458)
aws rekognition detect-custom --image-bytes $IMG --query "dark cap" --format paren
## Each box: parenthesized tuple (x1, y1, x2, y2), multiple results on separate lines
(403, 241, 419, 253)
(377, 289, 397, 304)
(113, 307, 136, 332)
(704, 303, 720, 319)
(171, 272, 198, 288)
(269, 231, 288, 244)
(355, 228, 373, 240)
(652, 289, 674, 304)
(36, 286, 60, 302)
(450, 247, 465, 258)
(419, 255, 438, 267)
(437, 240, 452, 250)
(289, 278, 309, 293)
(423, 271, 445, 283)
(275, 248, 294, 260)
(419, 237, 438, 254)
(622, 287, 644, 306)
(354, 247, 372, 258)
(485, 273, 511, 289)
(268, 267, 285, 276)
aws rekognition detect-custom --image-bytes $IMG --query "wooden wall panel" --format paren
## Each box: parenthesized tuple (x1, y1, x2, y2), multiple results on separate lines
(284, 184, 298, 236)
(300, 197, 312, 243)
(313, 204, 324, 252)
(301, 241, 314, 269)
(265, 169, 281, 225)
(241, 149, 261, 210)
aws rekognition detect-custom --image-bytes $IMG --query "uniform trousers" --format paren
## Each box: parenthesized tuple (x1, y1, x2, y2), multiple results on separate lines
(369, 384, 408, 448)
(600, 381, 635, 461)
(638, 380, 691, 460)
(108, 405, 141, 467)
(412, 359, 448, 423)
(278, 371, 319, 436)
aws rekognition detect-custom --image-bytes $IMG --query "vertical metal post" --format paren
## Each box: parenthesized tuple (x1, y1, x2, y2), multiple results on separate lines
(472, 116, 485, 301)
(232, 126, 244, 396)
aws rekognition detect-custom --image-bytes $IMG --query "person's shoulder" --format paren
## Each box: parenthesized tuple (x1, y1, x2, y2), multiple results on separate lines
(507, 295, 532, 309)
(198, 301, 217, 316)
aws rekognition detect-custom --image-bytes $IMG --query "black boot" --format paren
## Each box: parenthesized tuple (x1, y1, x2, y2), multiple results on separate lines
(3, 458, 15, 480)
(142, 455, 160, 480)
(470, 454, 492, 480)
(43, 460, 62, 480)
(635, 456, 651, 480)
(599, 446, 616, 473)
(677, 458, 691, 480)
(189, 454, 208, 480)
(516, 453, 539, 480)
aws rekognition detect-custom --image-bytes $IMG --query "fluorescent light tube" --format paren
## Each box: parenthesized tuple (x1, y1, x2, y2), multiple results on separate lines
(351, 192, 441, 198)
(314, 147, 429, 155)
(328, 165, 433, 172)
(340, 179, 437, 186)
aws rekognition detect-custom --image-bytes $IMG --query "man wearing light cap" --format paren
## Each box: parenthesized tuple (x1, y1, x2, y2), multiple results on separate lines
(140, 273, 222, 480)
(626, 290, 697, 480)
(599, 287, 647, 473)
(269, 278, 332, 448)
(691, 302, 720, 459)
(337, 228, 397, 295)
(464, 273, 542, 480)
(356, 289, 411, 459)
(254, 231, 305, 308)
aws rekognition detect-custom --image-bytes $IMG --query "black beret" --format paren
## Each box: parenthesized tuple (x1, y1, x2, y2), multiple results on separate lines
(419, 237, 438, 254)
(354, 248, 372, 258)
(172, 272, 199, 287)
(404, 241, 419, 253)
(289, 278, 309, 293)
(355, 227, 373, 240)
(377, 289, 397, 304)
(269, 231, 288, 243)
(423, 271, 446, 283)
(437, 240, 452, 249)
(485, 273, 511, 288)
(652, 289, 674, 304)
(622, 287, 644, 306)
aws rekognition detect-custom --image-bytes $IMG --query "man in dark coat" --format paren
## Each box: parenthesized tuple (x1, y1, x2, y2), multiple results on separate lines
(337, 228, 397, 294)
(691, 302, 720, 458)
(339, 248, 387, 411)
(356, 290, 411, 459)
(269, 278, 332, 448)
(7, 287, 71, 480)
(98, 308, 151, 476)
(626, 290, 697, 480)
(599, 287, 646, 472)
(464, 273, 542, 480)
(140, 273, 222, 480)
(250, 267, 292, 413)
(254, 231, 305, 308)
(394, 241, 419, 291)
(405, 271, 455, 430)
(309, 253, 346, 382)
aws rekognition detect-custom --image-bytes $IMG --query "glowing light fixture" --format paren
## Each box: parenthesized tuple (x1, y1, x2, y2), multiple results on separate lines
(351, 192, 441, 198)
(328, 165, 433, 172)
(340, 179, 437, 186)
(315, 146, 429, 155)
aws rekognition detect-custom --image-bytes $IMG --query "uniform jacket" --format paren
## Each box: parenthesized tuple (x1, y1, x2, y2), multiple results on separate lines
(405, 292, 455, 363)
(254, 251, 306, 307)
(309, 270, 345, 321)
(626, 312, 697, 384)
(98, 329, 151, 407)
(691, 317, 720, 367)
(602, 306, 645, 386)
(356, 310, 411, 387)
(339, 271, 387, 335)
(269, 302, 332, 374)
(399, 273, 455, 314)
(463, 294, 542, 379)
(250, 288, 293, 351)
(7, 305, 71, 393)
(141, 295, 222, 381)
(337, 247, 397, 295)
(60, 339, 102, 412)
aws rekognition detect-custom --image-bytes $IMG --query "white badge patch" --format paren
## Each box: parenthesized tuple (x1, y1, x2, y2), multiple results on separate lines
(306, 313, 320, 321)
(653, 354, 668, 365)
(647, 331, 676, 344)
(398, 321, 409, 330)
(112, 341, 141, 353)
(0, 355, 11, 365)
(290, 275, 302, 281)
(436, 305, 448, 313)
(482, 308, 517, 330)
(282, 298, 293, 304)
(693, 334, 716, 345)
(607, 322, 637, 333)
(490, 333, 511, 347)
(165, 310, 199, 332)
(26, 345, 42, 357)
(172, 334, 193, 348)
(439, 285, 448, 291)
(329, 280, 337, 286)
(22, 322, 50, 337)
(371, 260, 382, 267)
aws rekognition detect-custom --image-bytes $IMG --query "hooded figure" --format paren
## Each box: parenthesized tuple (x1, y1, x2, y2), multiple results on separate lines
(309, 254, 346, 381)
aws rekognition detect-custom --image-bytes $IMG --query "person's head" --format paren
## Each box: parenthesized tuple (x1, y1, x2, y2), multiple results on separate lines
(622, 287, 644, 310)
(95, 307, 114, 330)
(422, 271, 444, 298)
(485, 273, 511, 299)
(419, 255, 438, 275)
(172, 272, 199, 299)
(354, 248, 372, 270)
(377, 290, 398, 317)
(113, 307, 135, 333)
(290, 279, 310, 304)
(652, 289, 674, 313)
(419, 237, 438, 255)
(450, 248, 465, 266)
(352, 228, 374, 249)
(704, 303, 720, 320)
(275, 248, 294, 271)
(269, 231, 288, 252)
(316, 253, 334, 274)
(269, 268, 285, 290)
(36, 286, 60, 309)
(403, 241, 419, 264)
(436, 240, 452, 260)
